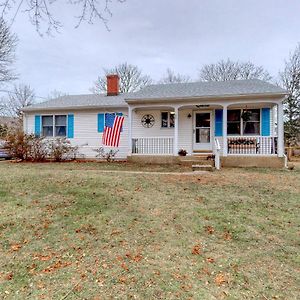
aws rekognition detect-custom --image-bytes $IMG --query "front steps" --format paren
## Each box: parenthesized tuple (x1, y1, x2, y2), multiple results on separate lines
(192, 164, 214, 172)
(179, 152, 215, 171)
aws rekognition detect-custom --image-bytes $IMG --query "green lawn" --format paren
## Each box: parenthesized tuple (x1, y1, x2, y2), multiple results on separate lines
(0, 162, 299, 299)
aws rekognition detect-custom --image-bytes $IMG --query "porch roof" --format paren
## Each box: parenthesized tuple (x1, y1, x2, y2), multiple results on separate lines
(125, 79, 287, 103)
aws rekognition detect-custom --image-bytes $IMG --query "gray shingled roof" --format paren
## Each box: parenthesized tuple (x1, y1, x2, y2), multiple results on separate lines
(126, 79, 286, 102)
(23, 79, 286, 112)
(23, 93, 128, 111)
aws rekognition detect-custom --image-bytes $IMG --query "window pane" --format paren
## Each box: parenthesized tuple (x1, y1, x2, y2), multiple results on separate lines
(161, 112, 168, 127)
(196, 113, 210, 127)
(244, 122, 260, 135)
(55, 115, 67, 126)
(55, 126, 66, 137)
(42, 116, 53, 126)
(228, 122, 240, 135)
(169, 112, 175, 127)
(196, 128, 200, 143)
(200, 128, 210, 143)
(248, 109, 260, 121)
(228, 110, 241, 122)
(43, 126, 53, 137)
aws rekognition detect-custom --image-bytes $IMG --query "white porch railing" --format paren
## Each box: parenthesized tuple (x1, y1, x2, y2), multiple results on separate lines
(214, 138, 221, 169)
(227, 136, 278, 155)
(132, 137, 174, 155)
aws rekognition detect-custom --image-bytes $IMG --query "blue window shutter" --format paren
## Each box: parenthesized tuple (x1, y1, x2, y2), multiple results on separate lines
(34, 115, 41, 136)
(98, 113, 105, 133)
(67, 114, 74, 138)
(215, 109, 223, 137)
(261, 108, 271, 136)
(116, 112, 123, 132)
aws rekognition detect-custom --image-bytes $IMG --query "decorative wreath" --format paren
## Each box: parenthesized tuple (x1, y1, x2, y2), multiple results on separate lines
(141, 114, 155, 128)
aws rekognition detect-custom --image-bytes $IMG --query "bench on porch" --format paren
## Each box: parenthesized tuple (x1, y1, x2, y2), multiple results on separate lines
(228, 137, 260, 154)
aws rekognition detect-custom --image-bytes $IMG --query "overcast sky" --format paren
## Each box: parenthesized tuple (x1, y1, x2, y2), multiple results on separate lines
(6, 0, 300, 99)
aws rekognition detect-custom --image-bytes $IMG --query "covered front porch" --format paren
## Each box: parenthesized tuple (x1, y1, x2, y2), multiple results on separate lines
(129, 99, 284, 166)
(127, 97, 285, 168)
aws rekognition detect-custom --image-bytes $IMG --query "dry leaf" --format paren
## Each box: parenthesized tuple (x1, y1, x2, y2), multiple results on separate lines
(121, 262, 129, 271)
(192, 244, 202, 255)
(215, 273, 228, 286)
(10, 244, 22, 251)
(224, 231, 232, 241)
(133, 254, 143, 262)
(205, 225, 215, 234)
(5, 273, 13, 280)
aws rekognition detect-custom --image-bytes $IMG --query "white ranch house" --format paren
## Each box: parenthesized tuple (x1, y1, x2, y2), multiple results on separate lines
(23, 76, 287, 168)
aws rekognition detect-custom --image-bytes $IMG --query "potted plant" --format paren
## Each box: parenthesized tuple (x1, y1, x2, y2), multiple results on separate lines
(178, 149, 187, 156)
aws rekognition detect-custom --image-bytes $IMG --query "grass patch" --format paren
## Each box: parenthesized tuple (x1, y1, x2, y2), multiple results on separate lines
(0, 162, 299, 299)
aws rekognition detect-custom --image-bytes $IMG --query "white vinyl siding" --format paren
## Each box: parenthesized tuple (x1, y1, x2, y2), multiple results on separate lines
(132, 110, 174, 138)
(24, 102, 277, 158)
(25, 109, 128, 159)
(178, 109, 193, 155)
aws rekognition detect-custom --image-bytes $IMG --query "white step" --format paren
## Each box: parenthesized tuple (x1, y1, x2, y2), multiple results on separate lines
(192, 164, 214, 172)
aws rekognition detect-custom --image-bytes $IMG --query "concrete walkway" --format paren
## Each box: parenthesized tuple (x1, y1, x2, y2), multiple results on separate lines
(82, 169, 208, 176)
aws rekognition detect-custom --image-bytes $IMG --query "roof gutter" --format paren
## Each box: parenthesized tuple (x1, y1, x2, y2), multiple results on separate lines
(22, 104, 128, 113)
(125, 92, 288, 104)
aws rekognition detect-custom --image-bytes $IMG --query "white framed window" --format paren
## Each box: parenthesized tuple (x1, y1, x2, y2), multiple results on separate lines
(227, 109, 261, 135)
(42, 115, 67, 137)
(161, 111, 175, 128)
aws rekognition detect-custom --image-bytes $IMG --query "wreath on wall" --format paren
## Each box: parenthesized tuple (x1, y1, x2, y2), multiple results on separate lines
(141, 114, 155, 128)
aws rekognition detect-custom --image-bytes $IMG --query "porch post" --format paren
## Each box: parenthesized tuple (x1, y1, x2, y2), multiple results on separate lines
(128, 106, 133, 156)
(277, 101, 284, 157)
(174, 106, 179, 156)
(222, 105, 228, 156)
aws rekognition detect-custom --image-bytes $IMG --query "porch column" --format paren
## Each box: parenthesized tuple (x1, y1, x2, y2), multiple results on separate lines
(222, 105, 228, 156)
(128, 107, 133, 156)
(277, 101, 284, 157)
(174, 106, 179, 156)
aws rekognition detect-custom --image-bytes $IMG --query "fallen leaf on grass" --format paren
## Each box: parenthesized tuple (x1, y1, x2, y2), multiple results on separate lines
(121, 262, 129, 272)
(10, 244, 22, 251)
(133, 254, 143, 262)
(119, 276, 127, 284)
(196, 197, 204, 203)
(215, 273, 228, 286)
(223, 231, 232, 241)
(4, 273, 13, 280)
(205, 226, 215, 234)
(33, 254, 52, 261)
(42, 260, 72, 273)
(192, 244, 202, 255)
(206, 257, 215, 263)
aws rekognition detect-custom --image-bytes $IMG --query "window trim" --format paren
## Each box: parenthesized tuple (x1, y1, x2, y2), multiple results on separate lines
(227, 108, 261, 136)
(41, 114, 68, 138)
(161, 111, 175, 128)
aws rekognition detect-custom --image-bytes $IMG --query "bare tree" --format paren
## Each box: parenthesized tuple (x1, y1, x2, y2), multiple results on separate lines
(0, 18, 17, 83)
(159, 68, 191, 84)
(198, 59, 271, 82)
(0, 0, 126, 35)
(4, 83, 35, 117)
(92, 62, 152, 94)
(47, 89, 68, 99)
(279, 44, 300, 145)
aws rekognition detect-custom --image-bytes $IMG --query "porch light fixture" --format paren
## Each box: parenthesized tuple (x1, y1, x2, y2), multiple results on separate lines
(187, 113, 192, 118)
(196, 104, 210, 108)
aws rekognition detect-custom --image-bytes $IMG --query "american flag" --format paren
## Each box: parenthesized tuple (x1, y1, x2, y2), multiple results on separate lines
(102, 113, 125, 147)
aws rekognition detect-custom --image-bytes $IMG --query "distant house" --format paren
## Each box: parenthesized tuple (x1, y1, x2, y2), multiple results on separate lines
(23, 75, 287, 168)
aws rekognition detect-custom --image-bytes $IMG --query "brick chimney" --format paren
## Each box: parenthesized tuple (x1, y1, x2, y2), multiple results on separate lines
(106, 74, 119, 96)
